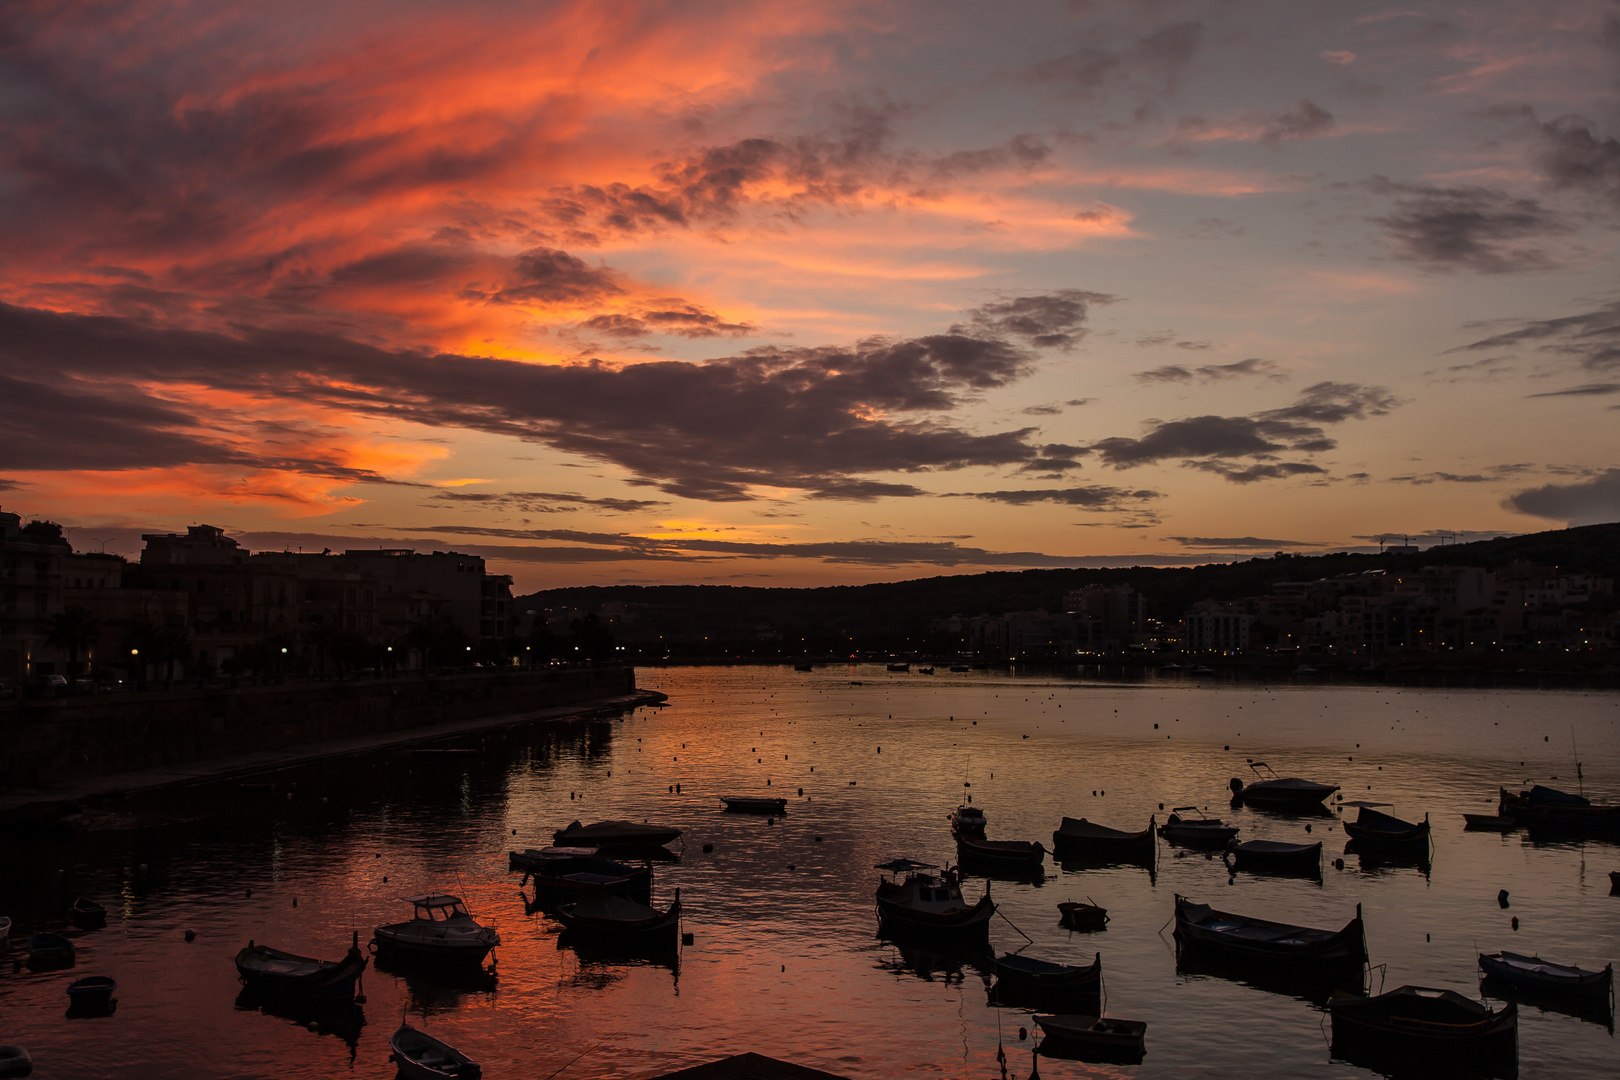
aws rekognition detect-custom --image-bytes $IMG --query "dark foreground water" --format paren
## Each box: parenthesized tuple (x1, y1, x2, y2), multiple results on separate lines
(3, 666, 1617, 1079)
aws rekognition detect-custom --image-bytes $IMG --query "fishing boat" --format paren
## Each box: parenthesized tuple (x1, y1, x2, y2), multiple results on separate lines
(510, 849, 652, 898)
(1051, 816, 1156, 860)
(1229, 763, 1338, 810)
(1342, 804, 1430, 847)
(994, 952, 1101, 994)
(1225, 838, 1321, 876)
(552, 819, 682, 848)
(954, 832, 1045, 870)
(65, 976, 116, 1009)
(234, 933, 368, 998)
(1499, 785, 1620, 835)
(1464, 814, 1518, 831)
(873, 860, 995, 943)
(553, 890, 680, 938)
(1057, 900, 1109, 931)
(1173, 895, 1366, 968)
(721, 796, 787, 815)
(1479, 951, 1613, 1000)
(949, 804, 987, 835)
(25, 933, 75, 967)
(69, 898, 106, 930)
(372, 895, 500, 965)
(1035, 1013, 1147, 1055)
(1158, 807, 1239, 848)
(390, 1024, 481, 1080)
(0, 1045, 32, 1078)
(886, 662, 909, 672)
(1330, 986, 1517, 1060)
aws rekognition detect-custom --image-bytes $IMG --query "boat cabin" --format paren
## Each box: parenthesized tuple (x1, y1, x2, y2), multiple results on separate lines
(876, 862, 971, 913)
(403, 894, 474, 922)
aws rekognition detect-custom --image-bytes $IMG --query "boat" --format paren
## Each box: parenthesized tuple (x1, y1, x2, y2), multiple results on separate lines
(1499, 785, 1620, 835)
(1051, 816, 1156, 861)
(1188, 665, 1215, 675)
(1342, 804, 1430, 847)
(1330, 986, 1516, 1060)
(65, 976, 117, 1009)
(886, 662, 909, 672)
(1173, 895, 1366, 968)
(793, 663, 814, 672)
(25, 933, 75, 967)
(1225, 838, 1322, 875)
(510, 848, 652, 898)
(916, 667, 934, 674)
(69, 898, 106, 929)
(372, 894, 500, 965)
(873, 860, 995, 943)
(553, 890, 680, 937)
(234, 933, 368, 998)
(948, 804, 987, 835)
(1465, 814, 1518, 832)
(1035, 1013, 1147, 1055)
(994, 952, 1101, 993)
(954, 833, 1045, 870)
(1612, 870, 1619, 895)
(0, 1045, 32, 1079)
(949, 664, 970, 672)
(721, 796, 787, 815)
(1057, 900, 1109, 932)
(390, 1024, 481, 1080)
(552, 819, 682, 847)
(1229, 763, 1338, 810)
(1479, 951, 1613, 1000)
(1158, 807, 1239, 848)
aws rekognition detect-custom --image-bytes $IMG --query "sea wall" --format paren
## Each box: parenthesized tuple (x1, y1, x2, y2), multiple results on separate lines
(0, 666, 634, 789)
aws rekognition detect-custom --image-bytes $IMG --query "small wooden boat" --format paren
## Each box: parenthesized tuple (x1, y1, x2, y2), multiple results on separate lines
(1229, 763, 1338, 810)
(390, 1024, 481, 1080)
(886, 662, 909, 672)
(25, 933, 75, 966)
(552, 819, 682, 847)
(1159, 807, 1238, 848)
(793, 663, 814, 672)
(372, 895, 500, 965)
(1611, 870, 1619, 895)
(721, 796, 787, 815)
(235, 933, 367, 998)
(955, 832, 1045, 870)
(0, 1044, 32, 1078)
(1330, 986, 1517, 1055)
(1464, 813, 1517, 831)
(916, 667, 934, 674)
(65, 976, 117, 1008)
(1036, 1013, 1147, 1053)
(874, 861, 995, 942)
(1051, 816, 1156, 860)
(1225, 838, 1321, 875)
(553, 890, 680, 937)
(1058, 900, 1109, 931)
(1173, 895, 1366, 967)
(69, 898, 106, 929)
(949, 664, 970, 672)
(949, 804, 987, 835)
(1499, 785, 1620, 834)
(994, 952, 1100, 993)
(1479, 951, 1613, 1000)
(510, 849, 652, 898)
(1342, 805, 1430, 847)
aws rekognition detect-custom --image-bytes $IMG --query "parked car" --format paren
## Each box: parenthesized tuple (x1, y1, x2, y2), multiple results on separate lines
(24, 674, 68, 697)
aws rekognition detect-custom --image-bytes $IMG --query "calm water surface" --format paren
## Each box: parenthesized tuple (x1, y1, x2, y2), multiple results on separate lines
(3, 667, 1618, 1079)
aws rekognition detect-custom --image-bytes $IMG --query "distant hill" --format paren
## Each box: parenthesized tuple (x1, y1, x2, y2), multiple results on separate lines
(517, 521, 1620, 654)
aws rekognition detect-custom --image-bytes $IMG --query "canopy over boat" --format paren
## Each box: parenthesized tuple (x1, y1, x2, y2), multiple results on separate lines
(1052, 817, 1156, 860)
(1344, 806, 1430, 844)
(552, 820, 683, 847)
(1231, 764, 1338, 807)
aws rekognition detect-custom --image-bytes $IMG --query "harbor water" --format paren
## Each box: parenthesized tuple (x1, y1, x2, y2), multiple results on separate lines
(2, 666, 1617, 1078)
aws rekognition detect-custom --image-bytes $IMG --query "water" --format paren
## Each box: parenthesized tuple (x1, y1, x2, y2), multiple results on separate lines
(3, 666, 1617, 1078)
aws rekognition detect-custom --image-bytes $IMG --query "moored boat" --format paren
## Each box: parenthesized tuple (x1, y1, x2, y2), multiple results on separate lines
(721, 796, 787, 815)
(874, 860, 994, 943)
(949, 804, 987, 835)
(1035, 1013, 1147, 1055)
(1479, 951, 1613, 1000)
(390, 1024, 481, 1080)
(1330, 986, 1516, 1062)
(372, 895, 499, 965)
(65, 976, 116, 1009)
(69, 898, 106, 930)
(1225, 838, 1321, 876)
(1465, 814, 1518, 832)
(552, 819, 682, 848)
(510, 849, 652, 898)
(553, 890, 680, 937)
(25, 933, 75, 967)
(1229, 763, 1338, 810)
(235, 933, 367, 998)
(793, 663, 814, 672)
(1342, 805, 1430, 847)
(1057, 900, 1109, 932)
(1499, 785, 1620, 835)
(1611, 870, 1619, 895)
(1158, 807, 1238, 848)
(1051, 816, 1156, 861)
(0, 1044, 32, 1078)
(1173, 895, 1366, 968)
(886, 662, 909, 672)
(955, 832, 1045, 870)
(994, 952, 1100, 993)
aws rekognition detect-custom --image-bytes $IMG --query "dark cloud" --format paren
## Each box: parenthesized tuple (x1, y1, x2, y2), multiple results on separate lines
(1256, 381, 1398, 424)
(1527, 382, 1620, 398)
(1365, 177, 1567, 273)
(0, 299, 1078, 502)
(1028, 21, 1203, 96)
(0, 478, 24, 492)
(427, 491, 667, 513)
(1135, 357, 1284, 383)
(490, 249, 623, 305)
(931, 135, 1055, 178)
(1260, 100, 1335, 146)
(1535, 115, 1620, 205)
(581, 302, 757, 339)
(1505, 469, 1620, 525)
(1451, 301, 1620, 372)
(962, 486, 1162, 509)
(1167, 536, 1320, 548)
(957, 290, 1116, 350)
(1091, 415, 1310, 467)
(1183, 217, 1243, 239)
(1185, 461, 1328, 484)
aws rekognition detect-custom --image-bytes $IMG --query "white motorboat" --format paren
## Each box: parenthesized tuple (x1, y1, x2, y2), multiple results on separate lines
(372, 894, 499, 965)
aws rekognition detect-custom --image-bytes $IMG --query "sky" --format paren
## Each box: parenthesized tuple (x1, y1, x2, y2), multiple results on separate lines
(2, 0, 1618, 592)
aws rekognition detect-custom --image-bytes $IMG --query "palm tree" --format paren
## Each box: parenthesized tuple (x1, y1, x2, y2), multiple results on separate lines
(46, 607, 99, 684)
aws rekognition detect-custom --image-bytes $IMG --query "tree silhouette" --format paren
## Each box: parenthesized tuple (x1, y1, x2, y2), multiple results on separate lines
(46, 606, 99, 681)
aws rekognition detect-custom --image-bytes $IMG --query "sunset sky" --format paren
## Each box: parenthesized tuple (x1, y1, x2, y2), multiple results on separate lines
(3, 0, 1618, 590)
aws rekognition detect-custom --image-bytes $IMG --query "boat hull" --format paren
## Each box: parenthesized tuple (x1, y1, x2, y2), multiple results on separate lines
(1051, 817, 1156, 863)
(1226, 840, 1321, 877)
(1330, 988, 1517, 1071)
(1173, 896, 1366, 969)
(390, 1024, 481, 1080)
(1057, 902, 1108, 932)
(1036, 1014, 1146, 1053)
(1499, 787, 1620, 836)
(371, 928, 495, 966)
(1478, 953, 1613, 1000)
(721, 797, 787, 815)
(955, 835, 1045, 869)
(552, 897, 681, 937)
(875, 891, 995, 943)
(235, 944, 367, 999)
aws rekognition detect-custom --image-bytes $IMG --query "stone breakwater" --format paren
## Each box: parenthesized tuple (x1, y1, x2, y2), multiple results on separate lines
(0, 665, 636, 792)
